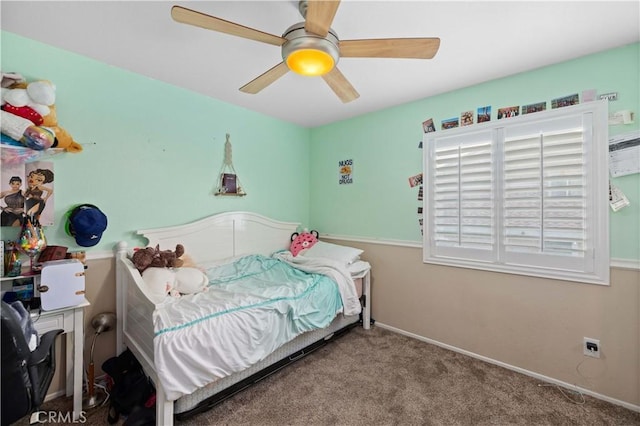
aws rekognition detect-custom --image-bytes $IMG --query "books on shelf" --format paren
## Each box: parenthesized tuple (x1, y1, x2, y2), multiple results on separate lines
(221, 173, 237, 194)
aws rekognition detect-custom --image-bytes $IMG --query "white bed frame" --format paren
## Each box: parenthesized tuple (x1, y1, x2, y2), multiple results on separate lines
(114, 211, 370, 425)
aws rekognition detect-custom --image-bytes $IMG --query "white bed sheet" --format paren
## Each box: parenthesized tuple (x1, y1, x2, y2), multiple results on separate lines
(152, 254, 359, 401)
(272, 250, 362, 315)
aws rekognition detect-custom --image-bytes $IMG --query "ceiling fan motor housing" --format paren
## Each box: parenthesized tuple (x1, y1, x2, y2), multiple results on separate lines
(282, 23, 340, 75)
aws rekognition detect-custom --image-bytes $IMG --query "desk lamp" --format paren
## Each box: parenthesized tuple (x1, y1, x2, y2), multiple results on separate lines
(83, 312, 116, 409)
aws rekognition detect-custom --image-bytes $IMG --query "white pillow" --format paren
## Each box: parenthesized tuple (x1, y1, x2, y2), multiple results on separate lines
(302, 241, 363, 265)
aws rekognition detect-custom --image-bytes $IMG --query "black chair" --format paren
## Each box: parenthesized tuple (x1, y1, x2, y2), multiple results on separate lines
(1, 301, 63, 426)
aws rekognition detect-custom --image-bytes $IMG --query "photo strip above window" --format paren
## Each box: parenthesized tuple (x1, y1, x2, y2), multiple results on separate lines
(214, 133, 246, 196)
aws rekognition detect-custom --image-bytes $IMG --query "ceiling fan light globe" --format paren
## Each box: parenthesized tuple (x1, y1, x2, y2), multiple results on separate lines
(286, 49, 335, 76)
(282, 23, 340, 77)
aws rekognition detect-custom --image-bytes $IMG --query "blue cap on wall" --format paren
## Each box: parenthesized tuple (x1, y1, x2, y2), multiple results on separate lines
(65, 204, 107, 247)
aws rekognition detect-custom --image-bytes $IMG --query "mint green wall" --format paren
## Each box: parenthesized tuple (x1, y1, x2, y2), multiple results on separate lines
(310, 43, 640, 261)
(2, 33, 639, 261)
(1, 32, 310, 251)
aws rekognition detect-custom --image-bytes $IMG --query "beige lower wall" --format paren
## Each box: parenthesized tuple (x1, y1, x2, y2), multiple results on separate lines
(47, 257, 117, 399)
(48, 249, 639, 408)
(334, 240, 639, 407)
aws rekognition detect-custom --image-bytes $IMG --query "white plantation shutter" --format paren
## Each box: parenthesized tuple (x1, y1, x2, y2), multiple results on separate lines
(430, 130, 494, 262)
(502, 115, 591, 272)
(424, 102, 609, 285)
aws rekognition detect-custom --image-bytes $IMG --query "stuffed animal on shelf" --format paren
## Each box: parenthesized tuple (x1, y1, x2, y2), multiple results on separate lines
(0, 110, 55, 150)
(131, 244, 185, 273)
(0, 75, 82, 152)
(3, 80, 55, 118)
(39, 104, 83, 153)
(290, 229, 319, 256)
(1, 72, 25, 89)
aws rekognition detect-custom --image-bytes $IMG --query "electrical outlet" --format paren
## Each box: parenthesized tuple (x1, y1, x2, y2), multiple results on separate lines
(583, 337, 600, 358)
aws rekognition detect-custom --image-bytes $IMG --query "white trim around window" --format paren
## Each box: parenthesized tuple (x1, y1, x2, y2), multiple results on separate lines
(423, 101, 610, 285)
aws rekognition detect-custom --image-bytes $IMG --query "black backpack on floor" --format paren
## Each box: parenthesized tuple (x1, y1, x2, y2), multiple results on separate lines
(102, 348, 155, 425)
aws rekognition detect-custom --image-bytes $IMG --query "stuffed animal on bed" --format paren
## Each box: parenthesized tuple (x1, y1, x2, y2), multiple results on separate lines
(290, 230, 319, 256)
(132, 244, 185, 273)
(142, 266, 209, 303)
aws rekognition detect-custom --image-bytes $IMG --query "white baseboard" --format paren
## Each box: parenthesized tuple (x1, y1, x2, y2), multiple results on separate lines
(44, 373, 109, 403)
(376, 322, 640, 413)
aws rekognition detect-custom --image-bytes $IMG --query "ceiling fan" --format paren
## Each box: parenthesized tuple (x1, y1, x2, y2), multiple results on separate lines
(171, 0, 440, 103)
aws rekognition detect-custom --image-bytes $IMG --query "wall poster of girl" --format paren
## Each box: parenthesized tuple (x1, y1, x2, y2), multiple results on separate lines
(0, 160, 55, 227)
(0, 162, 25, 227)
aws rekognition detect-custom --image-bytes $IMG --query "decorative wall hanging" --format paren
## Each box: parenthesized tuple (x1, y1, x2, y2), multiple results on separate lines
(338, 159, 353, 185)
(1, 160, 55, 227)
(214, 134, 246, 196)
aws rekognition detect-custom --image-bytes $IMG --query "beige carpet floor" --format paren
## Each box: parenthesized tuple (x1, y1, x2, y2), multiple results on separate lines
(13, 326, 640, 425)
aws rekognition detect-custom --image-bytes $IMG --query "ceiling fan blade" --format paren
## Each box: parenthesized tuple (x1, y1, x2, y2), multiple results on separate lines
(305, 0, 341, 37)
(322, 67, 359, 103)
(171, 5, 285, 46)
(239, 62, 290, 94)
(340, 38, 441, 59)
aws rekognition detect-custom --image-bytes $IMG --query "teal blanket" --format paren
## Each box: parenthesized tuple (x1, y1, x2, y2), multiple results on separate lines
(152, 254, 345, 401)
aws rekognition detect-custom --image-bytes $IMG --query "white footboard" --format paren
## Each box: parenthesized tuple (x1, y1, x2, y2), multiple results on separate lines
(115, 241, 174, 425)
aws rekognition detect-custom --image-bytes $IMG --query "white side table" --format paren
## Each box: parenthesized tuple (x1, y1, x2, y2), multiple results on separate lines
(351, 266, 371, 330)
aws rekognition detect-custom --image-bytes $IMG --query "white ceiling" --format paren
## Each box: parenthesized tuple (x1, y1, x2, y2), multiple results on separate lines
(2, 1, 639, 128)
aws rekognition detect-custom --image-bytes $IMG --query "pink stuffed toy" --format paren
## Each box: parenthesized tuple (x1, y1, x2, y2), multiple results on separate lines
(290, 230, 319, 256)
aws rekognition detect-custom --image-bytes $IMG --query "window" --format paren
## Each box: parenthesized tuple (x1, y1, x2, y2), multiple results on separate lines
(423, 101, 609, 285)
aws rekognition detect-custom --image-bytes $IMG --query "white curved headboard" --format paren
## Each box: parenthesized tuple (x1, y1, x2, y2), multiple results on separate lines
(113, 211, 301, 387)
(136, 211, 300, 265)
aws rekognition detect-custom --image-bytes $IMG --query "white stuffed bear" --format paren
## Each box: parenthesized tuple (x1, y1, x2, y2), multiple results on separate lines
(2, 80, 55, 117)
(142, 267, 209, 304)
(173, 268, 209, 294)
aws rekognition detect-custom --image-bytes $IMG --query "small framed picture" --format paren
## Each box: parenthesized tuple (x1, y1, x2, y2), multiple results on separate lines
(422, 118, 436, 133)
(408, 173, 423, 188)
(338, 159, 354, 185)
(477, 106, 491, 123)
(221, 173, 237, 193)
(441, 117, 459, 130)
(522, 102, 546, 114)
(552, 93, 579, 109)
(497, 106, 520, 119)
(461, 110, 474, 126)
